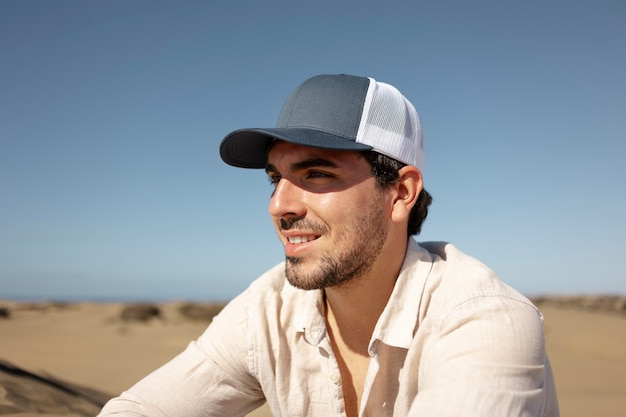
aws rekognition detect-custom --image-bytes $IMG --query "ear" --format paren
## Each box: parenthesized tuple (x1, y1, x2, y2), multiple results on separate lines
(390, 166, 423, 223)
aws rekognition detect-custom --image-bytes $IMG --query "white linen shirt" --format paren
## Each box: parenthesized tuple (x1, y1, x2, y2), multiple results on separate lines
(98, 240, 560, 416)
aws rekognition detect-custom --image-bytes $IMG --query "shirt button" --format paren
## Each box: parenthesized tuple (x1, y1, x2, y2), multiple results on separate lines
(329, 373, 341, 384)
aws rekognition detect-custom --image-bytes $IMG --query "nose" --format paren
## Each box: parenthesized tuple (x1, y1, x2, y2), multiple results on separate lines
(268, 178, 306, 220)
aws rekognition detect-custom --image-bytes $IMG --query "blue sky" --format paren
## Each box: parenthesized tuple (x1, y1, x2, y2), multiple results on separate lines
(1, 0, 625, 301)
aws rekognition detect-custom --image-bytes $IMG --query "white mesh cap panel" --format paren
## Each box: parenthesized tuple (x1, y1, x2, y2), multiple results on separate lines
(356, 78, 424, 172)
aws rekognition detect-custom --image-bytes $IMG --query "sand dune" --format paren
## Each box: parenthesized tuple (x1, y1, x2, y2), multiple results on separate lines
(1, 297, 625, 416)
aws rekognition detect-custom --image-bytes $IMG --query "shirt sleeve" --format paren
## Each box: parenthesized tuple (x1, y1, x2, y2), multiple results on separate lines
(408, 294, 559, 417)
(97, 289, 266, 417)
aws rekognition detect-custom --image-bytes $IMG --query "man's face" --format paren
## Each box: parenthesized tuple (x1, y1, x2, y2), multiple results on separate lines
(265, 141, 393, 290)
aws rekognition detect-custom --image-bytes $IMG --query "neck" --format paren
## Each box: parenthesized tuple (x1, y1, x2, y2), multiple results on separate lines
(324, 236, 408, 350)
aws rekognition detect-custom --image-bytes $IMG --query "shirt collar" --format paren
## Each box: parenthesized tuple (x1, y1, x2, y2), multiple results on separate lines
(293, 288, 327, 345)
(369, 239, 434, 351)
(293, 239, 434, 349)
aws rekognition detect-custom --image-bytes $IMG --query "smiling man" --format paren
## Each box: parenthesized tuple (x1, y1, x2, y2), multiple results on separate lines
(98, 74, 560, 416)
(266, 141, 398, 291)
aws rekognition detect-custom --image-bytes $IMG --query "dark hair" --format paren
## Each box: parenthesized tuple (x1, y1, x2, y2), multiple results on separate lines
(362, 151, 432, 236)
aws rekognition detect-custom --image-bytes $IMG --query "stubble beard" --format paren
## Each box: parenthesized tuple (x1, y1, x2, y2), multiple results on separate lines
(284, 197, 389, 291)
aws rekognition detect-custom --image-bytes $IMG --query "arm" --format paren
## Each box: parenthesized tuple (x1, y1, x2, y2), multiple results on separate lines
(409, 295, 559, 417)
(97, 291, 265, 416)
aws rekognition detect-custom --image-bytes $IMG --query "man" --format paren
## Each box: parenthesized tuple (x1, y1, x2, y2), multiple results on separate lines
(98, 74, 560, 416)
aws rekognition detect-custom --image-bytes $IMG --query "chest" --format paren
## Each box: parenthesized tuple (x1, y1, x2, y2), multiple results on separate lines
(333, 345, 371, 417)
(260, 338, 421, 417)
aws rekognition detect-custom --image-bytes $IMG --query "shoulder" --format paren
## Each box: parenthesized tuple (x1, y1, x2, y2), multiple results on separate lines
(246, 262, 313, 307)
(198, 261, 320, 355)
(216, 262, 320, 329)
(416, 241, 541, 329)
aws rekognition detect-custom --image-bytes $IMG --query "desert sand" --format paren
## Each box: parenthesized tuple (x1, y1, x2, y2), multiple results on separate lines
(1, 296, 625, 416)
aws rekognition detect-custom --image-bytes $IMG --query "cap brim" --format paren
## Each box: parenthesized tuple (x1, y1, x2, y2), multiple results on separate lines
(219, 128, 373, 169)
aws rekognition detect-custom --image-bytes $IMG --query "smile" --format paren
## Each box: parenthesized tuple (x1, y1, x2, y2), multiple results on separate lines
(287, 236, 319, 244)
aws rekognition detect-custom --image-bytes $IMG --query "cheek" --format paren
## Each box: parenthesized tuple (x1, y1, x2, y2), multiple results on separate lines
(315, 192, 356, 219)
(315, 189, 380, 219)
(315, 194, 337, 212)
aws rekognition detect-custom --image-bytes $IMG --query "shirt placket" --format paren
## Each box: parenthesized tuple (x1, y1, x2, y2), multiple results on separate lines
(359, 348, 380, 417)
(317, 336, 348, 417)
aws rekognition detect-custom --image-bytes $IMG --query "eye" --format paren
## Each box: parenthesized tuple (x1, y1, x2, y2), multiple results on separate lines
(307, 171, 331, 179)
(267, 174, 281, 186)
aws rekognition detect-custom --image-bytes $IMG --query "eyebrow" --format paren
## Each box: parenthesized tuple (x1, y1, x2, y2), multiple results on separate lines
(265, 157, 340, 174)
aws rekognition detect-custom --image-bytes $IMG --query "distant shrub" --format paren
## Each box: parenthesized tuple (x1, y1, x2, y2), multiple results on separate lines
(120, 304, 161, 322)
(178, 303, 225, 322)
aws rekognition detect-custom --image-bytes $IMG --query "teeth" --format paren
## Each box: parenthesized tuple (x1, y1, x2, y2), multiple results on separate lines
(288, 236, 316, 244)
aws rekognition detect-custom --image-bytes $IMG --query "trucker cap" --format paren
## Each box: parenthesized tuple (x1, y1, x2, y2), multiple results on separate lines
(219, 74, 424, 173)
